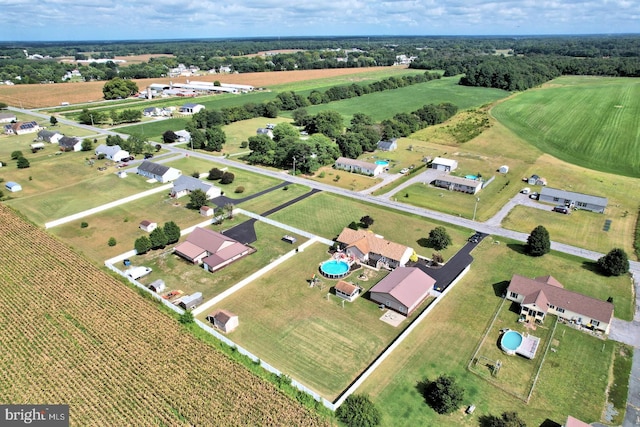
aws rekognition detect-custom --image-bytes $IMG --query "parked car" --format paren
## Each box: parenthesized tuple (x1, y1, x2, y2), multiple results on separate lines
(529, 192, 539, 199)
(400, 168, 409, 174)
(144, 153, 154, 159)
(521, 187, 531, 194)
(553, 206, 570, 214)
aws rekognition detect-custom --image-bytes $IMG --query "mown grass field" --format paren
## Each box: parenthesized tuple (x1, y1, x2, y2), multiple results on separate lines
(358, 236, 630, 426)
(0, 204, 330, 426)
(492, 76, 640, 177)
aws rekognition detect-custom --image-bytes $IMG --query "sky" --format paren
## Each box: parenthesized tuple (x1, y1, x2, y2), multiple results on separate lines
(1, 0, 639, 41)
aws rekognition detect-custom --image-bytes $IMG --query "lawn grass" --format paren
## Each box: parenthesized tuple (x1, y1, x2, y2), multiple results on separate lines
(196, 242, 429, 400)
(307, 166, 383, 192)
(222, 116, 293, 156)
(492, 76, 640, 178)
(238, 183, 311, 214)
(116, 117, 193, 142)
(267, 192, 471, 260)
(608, 343, 633, 425)
(357, 236, 628, 426)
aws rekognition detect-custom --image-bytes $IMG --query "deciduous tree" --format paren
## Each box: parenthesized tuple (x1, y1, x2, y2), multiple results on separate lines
(102, 77, 138, 100)
(336, 394, 381, 427)
(597, 248, 629, 276)
(149, 228, 168, 250)
(163, 221, 181, 244)
(421, 375, 464, 415)
(426, 226, 452, 250)
(525, 225, 550, 256)
(187, 189, 208, 210)
(134, 236, 152, 254)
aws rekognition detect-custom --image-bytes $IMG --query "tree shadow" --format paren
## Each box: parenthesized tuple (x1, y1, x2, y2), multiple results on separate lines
(416, 378, 433, 406)
(492, 280, 510, 297)
(539, 419, 561, 427)
(581, 259, 608, 277)
(417, 238, 431, 248)
(506, 242, 527, 255)
(478, 415, 499, 427)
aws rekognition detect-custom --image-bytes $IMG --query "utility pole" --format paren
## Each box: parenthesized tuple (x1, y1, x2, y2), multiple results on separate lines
(292, 156, 296, 176)
(473, 197, 480, 221)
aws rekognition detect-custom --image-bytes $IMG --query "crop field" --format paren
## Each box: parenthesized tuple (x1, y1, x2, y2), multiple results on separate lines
(492, 76, 640, 177)
(358, 236, 628, 426)
(0, 204, 330, 426)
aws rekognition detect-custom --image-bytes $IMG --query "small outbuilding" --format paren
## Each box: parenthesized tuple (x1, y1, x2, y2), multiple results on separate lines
(334, 281, 361, 302)
(200, 206, 214, 217)
(148, 279, 166, 293)
(139, 220, 157, 233)
(498, 165, 509, 174)
(5, 181, 22, 192)
(179, 292, 204, 310)
(377, 138, 398, 151)
(431, 157, 458, 172)
(206, 309, 239, 333)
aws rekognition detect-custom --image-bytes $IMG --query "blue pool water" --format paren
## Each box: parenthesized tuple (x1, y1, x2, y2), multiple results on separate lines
(321, 260, 349, 276)
(375, 160, 389, 166)
(501, 330, 523, 351)
(465, 175, 478, 180)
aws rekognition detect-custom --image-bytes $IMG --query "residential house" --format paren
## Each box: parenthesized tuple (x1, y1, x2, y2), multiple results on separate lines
(4, 121, 41, 135)
(334, 281, 361, 302)
(37, 129, 63, 144)
(139, 220, 157, 233)
(174, 130, 191, 143)
(179, 292, 203, 310)
(174, 227, 252, 272)
(148, 279, 166, 293)
(256, 128, 274, 139)
(5, 181, 22, 192)
(206, 309, 239, 333)
(506, 274, 614, 334)
(539, 187, 608, 213)
(179, 103, 205, 114)
(143, 107, 162, 117)
(336, 227, 414, 269)
(431, 157, 458, 172)
(0, 112, 17, 123)
(432, 174, 482, 194)
(95, 144, 129, 162)
(369, 267, 436, 315)
(136, 161, 182, 183)
(564, 416, 592, 427)
(58, 136, 82, 152)
(171, 175, 221, 199)
(334, 157, 384, 177)
(377, 138, 398, 151)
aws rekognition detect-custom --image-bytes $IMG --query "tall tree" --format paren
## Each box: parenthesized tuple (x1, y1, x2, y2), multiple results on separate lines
(525, 225, 550, 256)
(187, 189, 208, 210)
(49, 116, 58, 126)
(597, 248, 629, 276)
(134, 236, 152, 254)
(422, 375, 464, 415)
(163, 221, 181, 244)
(102, 77, 138, 100)
(149, 228, 168, 250)
(426, 226, 452, 250)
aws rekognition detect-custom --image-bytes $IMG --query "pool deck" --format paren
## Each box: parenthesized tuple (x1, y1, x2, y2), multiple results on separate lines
(516, 334, 540, 359)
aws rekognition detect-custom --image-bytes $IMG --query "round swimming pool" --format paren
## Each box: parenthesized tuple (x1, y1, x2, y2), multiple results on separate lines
(320, 260, 350, 279)
(500, 330, 523, 355)
(465, 175, 478, 180)
(375, 160, 389, 166)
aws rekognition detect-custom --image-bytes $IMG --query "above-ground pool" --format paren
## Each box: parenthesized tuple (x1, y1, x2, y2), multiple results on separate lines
(465, 175, 478, 180)
(320, 260, 350, 279)
(500, 330, 523, 355)
(375, 160, 389, 166)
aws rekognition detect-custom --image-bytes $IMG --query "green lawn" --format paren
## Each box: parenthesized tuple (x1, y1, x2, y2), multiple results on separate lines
(492, 76, 640, 177)
(196, 242, 428, 400)
(358, 236, 629, 426)
(116, 117, 193, 141)
(238, 183, 311, 214)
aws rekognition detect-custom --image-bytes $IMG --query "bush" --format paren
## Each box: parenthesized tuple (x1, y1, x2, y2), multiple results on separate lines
(348, 221, 359, 230)
(220, 171, 235, 184)
(207, 167, 224, 180)
(597, 248, 629, 276)
(80, 222, 88, 228)
(108, 237, 117, 247)
(179, 311, 194, 324)
(191, 171, 200, 178)
(134, 236, 152, 254)
(336, 394, 381, 427)
(240, 141, 248, 148)
(420, 375, 464, 415)
(360, 215, 374, 228)
(10, 151, 23, 160)
(16, 157, 30, 169)
(234, 186, 245, 194)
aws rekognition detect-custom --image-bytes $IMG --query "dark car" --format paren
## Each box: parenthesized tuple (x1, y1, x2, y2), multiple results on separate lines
(553, 206, 570, 214)
(144, 153, 154, 159)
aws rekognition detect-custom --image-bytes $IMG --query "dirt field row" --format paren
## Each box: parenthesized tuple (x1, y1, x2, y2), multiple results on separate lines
(0, 67, 397, 108)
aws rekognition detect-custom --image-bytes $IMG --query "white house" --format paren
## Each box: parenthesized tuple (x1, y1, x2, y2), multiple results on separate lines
(432, 174, 482, 194)
(136, 161, 182, 183)
(95, 144, 130, 162)
(334, 157, 384, 176)
(334, 281, 361, 302)
(5, 181, 22, 192)
(0, 112, 17, 123)
(431, 157, 458, 172)
(171, 175, 221, 199)
(58, 136, 82, 152)
(377, 138, 398, 151)
(37, 129, 64, 144)
(179, 103, 205, 114)
(174, 130, 191, 143)
(539, 187, 608, 214)
(256, 128, 274, 139)
(4, 121, 41, 135)
(139, 220, 157, 233)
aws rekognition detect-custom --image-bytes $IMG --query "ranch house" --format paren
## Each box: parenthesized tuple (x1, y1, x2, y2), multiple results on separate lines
(171, 175, 221, 199)
(95, 144, 129, 162)
(174, 227, 253, 272)
(4, 121, 41, 135)
(336, 227, 414, 269)
(432, 174, 482, 194)
(59, 136, 82, 152)
(0, 112, 17, 123)
(136, 161, 182, 183)
(334, 157, 384, 177)
(539, 187, 608, 213)
(369, 267, 436, 315)
(179, 103, 205, 114)
(37, 129, 63, 144)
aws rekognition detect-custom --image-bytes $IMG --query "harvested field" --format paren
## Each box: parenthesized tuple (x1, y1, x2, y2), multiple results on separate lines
(0, 204, 330, 426)
(0, 66, 401, 108)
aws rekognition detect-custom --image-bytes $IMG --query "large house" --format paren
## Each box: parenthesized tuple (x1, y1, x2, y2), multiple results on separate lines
(136, 161, 182, 183)
(506, 274, 614, 334)
(336, 227, 414, 269)
(58, 136, 82, 152)
(369, 267, 436, 315)
(432, 174, 482, 194)
(431, 157, 458, 172)
(37, 129, 63, 144)
(171, 175, 221, 199)
(334, 157, 384, 177)
(4, 121, 41, 135)
(95, 144, 129, 162)
(179, 103, 205, 114)
(539, 187, 608, 213)
(174, 227, 252, 272)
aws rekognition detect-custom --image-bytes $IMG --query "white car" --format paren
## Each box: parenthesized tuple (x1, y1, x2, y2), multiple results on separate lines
(530, 192, 539, 199)
(400, 168, 409, 174)
(521, 187, 531, 194)
(125, 266, 152, 280)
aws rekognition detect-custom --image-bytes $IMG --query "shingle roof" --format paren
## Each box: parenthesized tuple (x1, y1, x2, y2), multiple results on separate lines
(59, 136, 81, 148)
(508, 274, 614, 323)
(137, 160, 171, 176)
(335, 157, 379, 171)
(434, 174, 483, 189)
(172, 175, 214, 194)
(370, 267, 435, 308)
(337, 228, 410, 262)
(209, 309, 237, 325)
(540, 187, 608, 207)
(335, 281, 359, 296)
(95, 144, 124, 156)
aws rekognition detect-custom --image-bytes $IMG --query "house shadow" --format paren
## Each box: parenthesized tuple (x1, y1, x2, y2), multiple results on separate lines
(492, 280, 510, 297)
(539, 419, 561, 427)
(507, 300, 521, 314)
(506, 242, 527, 255)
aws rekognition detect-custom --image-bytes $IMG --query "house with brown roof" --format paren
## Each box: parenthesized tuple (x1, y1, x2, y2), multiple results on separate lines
(369, 267, 436, 315)
(334, 157, 384, 176)
(336, 227, 414, 269)
(334, 281, 361, 302)
(3, 121, 41, 135)
(174, 227, 252, 272)
(506, 274, 614, 334)
(206, 309, 239, 333)
(139, 220, 157, 233)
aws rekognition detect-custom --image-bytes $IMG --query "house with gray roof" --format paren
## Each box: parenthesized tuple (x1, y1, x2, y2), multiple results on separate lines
(95, 144, 129, 162)
(539, 187, 608, 213)
(432, 174, 482, 194)
(37, 129, 63, 144)
(0, 112, 17, 123)
(377, 138, 398, 151)
(136, 160, 182, 183)
(179, 292, 203, 310)
(335, 157, 384, 176)
(59, 136, 82, 152)
(171, 175, 221, 199)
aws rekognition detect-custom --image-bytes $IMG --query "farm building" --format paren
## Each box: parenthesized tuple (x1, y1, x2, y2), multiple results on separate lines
(5, 181, 22, 192)
(431, 157, 458, 172)
(369, 267, 436, 315)
(256, 128, 274, 139)
(336, 227, 414, 269)
(139, 220, 157, 233)
(178, 103, 205, 114)
(526, 174, 547, 186)
(174, 227, 252, 272)
(0, 112, 17, 123)
(179, 292, 203, 310)
(539, 187, 608, 213)
(171, 175, 221, 199)
(4, 121, 41, 135)
(58, 136, 82, 152)
(334, 281, 361, 302)
(206, 309, 239, 333)
(136, 161, 182, 183)
(95, 144, 129, 162)
(377, 138, 398, 151)
(148, 279, 166, 293)
(499, 165, 509, 174)
(432, 174, 482, 194)
(506, 274, 613, 334)
(37, 129, 63, 144)
(334, 157, 384, 177)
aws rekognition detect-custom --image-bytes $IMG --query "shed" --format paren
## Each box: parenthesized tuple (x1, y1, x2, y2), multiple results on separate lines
(377, 138, 398, 151)
(206, 309, 239, 333)
(200, 206, 214, 217)
(139, 220, 157, 232)
(179, 292, 204, 310)
(431, 157, 458, 172)
(30, 142, 45, 151)
(5, 181, 22, 192)
(334, 281, 361, 302)
(117, 171, 127, 178)
(148, 279, 166, 293)
(498, 165, 509, 174)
